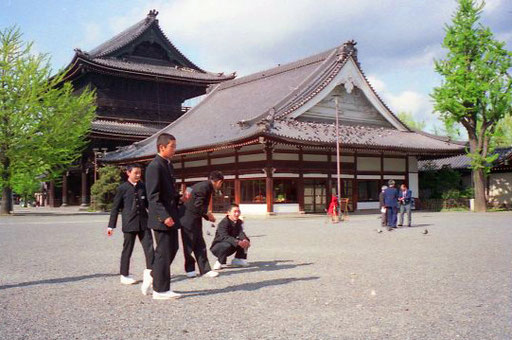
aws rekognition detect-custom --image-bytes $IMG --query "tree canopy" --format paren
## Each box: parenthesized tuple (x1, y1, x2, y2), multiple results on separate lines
(431, 0, 512, 211)
(0, 26, 96, 214)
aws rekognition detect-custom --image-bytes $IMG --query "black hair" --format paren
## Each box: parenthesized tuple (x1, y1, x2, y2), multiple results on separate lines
(228, 203, 240, 211)
(209, 170, 224, 182)
(126, 163, 142, 172)
(156, 133, 176, 152)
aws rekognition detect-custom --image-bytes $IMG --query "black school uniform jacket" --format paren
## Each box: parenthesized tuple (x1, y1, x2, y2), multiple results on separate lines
(181, 180, 213, 227)
(108, 181, 148, 232)
(145, 155, 181, 231)
(211, 216, 249, 249)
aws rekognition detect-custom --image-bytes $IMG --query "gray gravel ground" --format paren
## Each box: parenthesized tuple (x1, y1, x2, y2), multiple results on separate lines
(0, 210, 511, 340)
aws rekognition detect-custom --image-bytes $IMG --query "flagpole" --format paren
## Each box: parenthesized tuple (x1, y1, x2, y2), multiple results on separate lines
(334, 95, 342, 222)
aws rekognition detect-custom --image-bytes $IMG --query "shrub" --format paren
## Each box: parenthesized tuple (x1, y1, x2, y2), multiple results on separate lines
(90, 165, 122, 211)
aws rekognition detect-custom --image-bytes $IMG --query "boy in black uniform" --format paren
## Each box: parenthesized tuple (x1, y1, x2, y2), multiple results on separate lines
(107, 164, 154, 295)
(211, 204, 250, 270)
(145, 133, 182, 300)
(180, 171, 224, 278)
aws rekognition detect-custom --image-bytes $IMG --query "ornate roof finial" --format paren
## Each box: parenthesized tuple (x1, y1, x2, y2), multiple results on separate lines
(146, 9, 159, 22)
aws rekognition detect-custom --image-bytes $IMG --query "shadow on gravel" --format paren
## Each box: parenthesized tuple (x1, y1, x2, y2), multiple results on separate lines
(170, 260, 313, 283)
(0, 273, 118, 290)
(181, 276, 320, 297)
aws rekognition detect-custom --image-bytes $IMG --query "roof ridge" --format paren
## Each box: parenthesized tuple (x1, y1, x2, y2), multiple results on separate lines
(216, 47, 336, 91)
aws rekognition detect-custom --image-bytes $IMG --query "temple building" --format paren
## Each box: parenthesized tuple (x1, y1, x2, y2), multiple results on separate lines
(48, 10, 234, 207)
(104, 40, 466, 214)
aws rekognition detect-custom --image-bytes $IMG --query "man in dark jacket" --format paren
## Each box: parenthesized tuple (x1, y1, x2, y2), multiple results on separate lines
(211, 204, 250, 270)
(398, 184, 413, 227)
(145, 133, 182, 300)
(180, 171, 224, 278)
(383, 179, 399, 230)
(107, 164, 154, 294)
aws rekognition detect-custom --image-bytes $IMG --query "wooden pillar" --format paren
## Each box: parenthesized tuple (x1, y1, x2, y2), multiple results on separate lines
(49, 180, 55, 208)
(298, 146, 305, 213)
(380, 151, 384, 186)
(80, 165, 89, 207)
(234, 148, 241, 204)
(180, 155, 185, 184)
(353, 150, 358, 211)
(61, 173, 68, 207)
(265, 142, 274, 214)
(405, 154, 409, 187)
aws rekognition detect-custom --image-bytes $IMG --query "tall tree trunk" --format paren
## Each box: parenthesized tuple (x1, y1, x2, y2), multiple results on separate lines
(1, 186, 12, 215)
(468, 135, 487, 212)
(472, 168, 487, 212)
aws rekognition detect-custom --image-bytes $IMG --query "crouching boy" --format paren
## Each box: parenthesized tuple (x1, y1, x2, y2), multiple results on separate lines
(211, 204, 250, 270)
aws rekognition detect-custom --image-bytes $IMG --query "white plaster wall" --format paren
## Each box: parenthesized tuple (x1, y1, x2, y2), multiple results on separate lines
(171, 162, 181, 169)
(357, 202, 380, 210)
(303, 154, 328, 162)
(384, 175, 405, 180)
(408, 173, 419, 198)
(239, 204, 267, 215)
(211, 156, 236, 165)
(239, 153, 266, 162)
(357, 175, 381, 179)
(384, 158, 406, 171)
(408, 156, 418, 172)
(274, 173, 300, 178)
(273, 203, 300, 213)
(489, 172, 512, 205)
(273, 153, 299, 161)
(357, 157, 381, 171)
(184, 159, 208, 168)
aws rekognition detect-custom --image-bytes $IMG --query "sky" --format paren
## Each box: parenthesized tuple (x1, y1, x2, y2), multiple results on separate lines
(1, 0, 511, 132)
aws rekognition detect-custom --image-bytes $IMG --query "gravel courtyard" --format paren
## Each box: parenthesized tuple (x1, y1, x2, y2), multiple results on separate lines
(0, 210, 511, 340)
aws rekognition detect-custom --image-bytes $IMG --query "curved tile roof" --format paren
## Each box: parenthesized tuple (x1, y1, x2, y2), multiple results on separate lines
(104, 41, 465, 162)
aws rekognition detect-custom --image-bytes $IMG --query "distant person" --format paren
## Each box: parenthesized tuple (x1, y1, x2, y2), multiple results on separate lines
(327, 195, 339, 223)
(107, 164, 154, 295)
(145, 133, 182, 300)
(383, 180, 399, 230)
(379, 185, 388, 227)
(398, 184, 413, 227)
(180, 171, 224, 278)
(211, 204, 250, 270)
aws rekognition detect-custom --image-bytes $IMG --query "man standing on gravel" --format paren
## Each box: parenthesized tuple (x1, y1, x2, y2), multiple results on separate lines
(383, 179, 399, 230)
(145, 133, 182, 300)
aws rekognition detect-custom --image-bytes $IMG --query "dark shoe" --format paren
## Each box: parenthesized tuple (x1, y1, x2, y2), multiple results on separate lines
(387, 227, 394, 231)
(407, 225, 411, 227)
(398, 224, 403, 227)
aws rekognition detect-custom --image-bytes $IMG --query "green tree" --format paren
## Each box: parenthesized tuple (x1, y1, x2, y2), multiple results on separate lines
(90, 165, 122, 211)
(431, 0, 512, 212)
(0, 26, 96, 215)
(493, 114, 512, 147)
(397, 111, 427, 131)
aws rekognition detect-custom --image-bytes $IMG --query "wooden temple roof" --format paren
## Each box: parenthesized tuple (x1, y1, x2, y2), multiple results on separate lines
(418, 147, 512, 171)
(104, 41, 466, 162)
(91, 118, 167, 141)
(63, 10, 235, 84)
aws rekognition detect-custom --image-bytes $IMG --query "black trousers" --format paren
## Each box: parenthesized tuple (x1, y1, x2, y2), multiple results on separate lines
(181, 217, 212, 274)
(120, 229, 154, 276)
(151, 229, 178, 293)
(210, 241, 247, 264)
(169, 228, 179, 264)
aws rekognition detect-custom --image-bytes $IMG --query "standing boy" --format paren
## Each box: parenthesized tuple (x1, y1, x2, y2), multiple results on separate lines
(145, 133, 182, 300)
(211, 204, 250, 270)
(107, 164, 154, 295)
(180, 171, 224, 278)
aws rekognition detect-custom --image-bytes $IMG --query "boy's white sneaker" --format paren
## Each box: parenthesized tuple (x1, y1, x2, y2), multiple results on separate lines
(213, 261, 223, 270)
(231, 258, 249, 267)
(141, 269, 153, 295)
(152, 290, 182, 300)
(186, 271, 197, 278)
(203, 270, 219, 278)
(120, 275, 137, 285)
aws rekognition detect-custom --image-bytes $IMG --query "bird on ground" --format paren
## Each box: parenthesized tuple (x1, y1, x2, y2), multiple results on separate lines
(423, 229, 429, 235)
